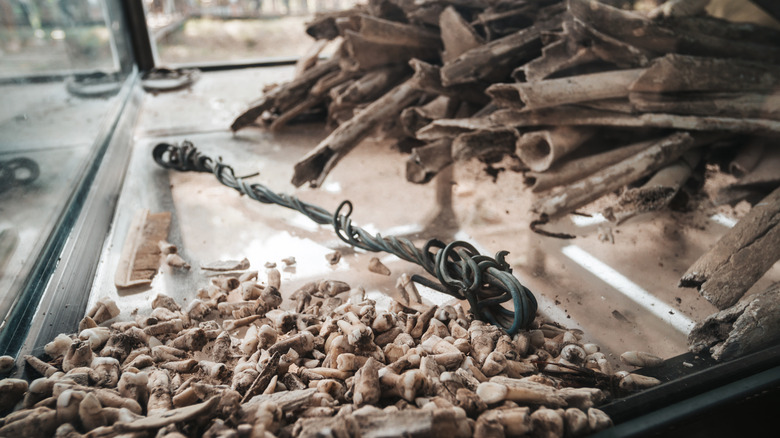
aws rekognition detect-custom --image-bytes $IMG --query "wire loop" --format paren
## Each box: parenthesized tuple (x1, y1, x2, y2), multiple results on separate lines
(152, 141, 538, 334)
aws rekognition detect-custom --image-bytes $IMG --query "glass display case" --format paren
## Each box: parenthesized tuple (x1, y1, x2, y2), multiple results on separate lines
(0, 0, 137, 354)
(0, 1, 778, 437)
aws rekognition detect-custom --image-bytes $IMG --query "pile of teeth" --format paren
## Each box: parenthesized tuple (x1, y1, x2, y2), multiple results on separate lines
(0, 262, 661, 437)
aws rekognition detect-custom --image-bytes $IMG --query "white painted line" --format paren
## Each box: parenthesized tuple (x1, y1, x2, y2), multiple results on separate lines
(570, 213, 607, 227)
(561, 245, 695, 334)
(710, 213, 737, 228)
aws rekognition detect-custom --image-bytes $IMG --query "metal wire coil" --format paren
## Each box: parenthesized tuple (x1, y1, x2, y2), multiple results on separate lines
(152, 141, 537, 334)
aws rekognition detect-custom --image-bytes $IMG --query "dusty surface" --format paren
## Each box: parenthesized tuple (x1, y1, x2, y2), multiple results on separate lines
(89, 67, 780, 376)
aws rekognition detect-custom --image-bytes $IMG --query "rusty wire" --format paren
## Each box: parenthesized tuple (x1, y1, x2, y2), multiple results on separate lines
(152, 141, 537, 334)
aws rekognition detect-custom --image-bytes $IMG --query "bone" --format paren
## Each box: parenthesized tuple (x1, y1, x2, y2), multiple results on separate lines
(689, 282, 780, 361)
(680, 186, 780, 309)
(532, 132, 697, 220)
(488, 69, 644, 111)
(515, 126, 596, 172)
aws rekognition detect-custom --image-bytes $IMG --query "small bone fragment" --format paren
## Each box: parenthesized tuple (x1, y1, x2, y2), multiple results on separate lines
(410, 306, 437, 339)
(152, 294, 181, 312)
(117, 397, 220, 431)
(172, 386, 199, 408)
(336, 353, 368, 372)
(0, 406, 58, 436)
(63, 340, 94, 372)
(24, 378, 56, 408)
(79, 392, 107, 430)
(166, 253, 191, 270)
(588, 407, 613, 432)
(353, 358, 382, 406)
(396, 273, 422, 305)
(482, 352, 506, 377)
(477, 377, 567, 407)
(201, 258, 250, 272)
(115, 210, 171, 289)
(57, 388, 86, 425)
(561, 344, 587, 365)
(161, 359, 198, 374)
(241, 352, 281, 403)
(147, 369, 173, 414)
(212, 276, 240, 292)
(157, 240, 177, 255)
(326, 251, 342, 265)
(319, 279, 351, 297)
(79, 316, 98, 332)
(25, 355, 58, 377)
(266, 268, 281, 290)
(0, 378, 28, 411)
(44, 334, 74, 358)
(380, 369, 425, 402)
(565, 407, 590, 436)
(80, 327, 111, 350)
(620, 351, 664, 368)
(172, 328, 208, 351)
(87, 297, 121, 325)
(559, 387, 605, 410)
(368, 257, 391, 276)
(143, 319, 184, 337)
(90, 357, 121, 387)
(152, 345, 187, 362)
(531, 407, 565, 438)
(619, 373, 662, 391)
(223, 315, 262, 331)
(118, 371, 149, 407)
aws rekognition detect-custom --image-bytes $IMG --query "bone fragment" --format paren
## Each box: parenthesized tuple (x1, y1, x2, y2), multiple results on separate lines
(115, 210, 171, 289)
(680, 186, 780, 309)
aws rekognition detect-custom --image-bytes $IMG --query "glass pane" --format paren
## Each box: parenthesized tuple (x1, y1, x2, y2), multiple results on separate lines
(146, 0, 360, 65)
(0, 0, 133, 334)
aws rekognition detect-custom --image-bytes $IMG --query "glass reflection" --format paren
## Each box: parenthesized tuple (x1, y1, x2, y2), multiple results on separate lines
(0, 0, 132, 331)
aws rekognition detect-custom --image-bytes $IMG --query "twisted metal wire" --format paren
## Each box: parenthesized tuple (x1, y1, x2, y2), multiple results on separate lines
(152, 141, 537, 333)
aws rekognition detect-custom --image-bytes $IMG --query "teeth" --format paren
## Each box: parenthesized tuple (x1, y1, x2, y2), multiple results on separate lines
(620, 351, 664, 368)
(8, 256, 624, 438)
